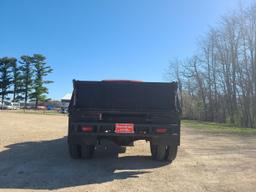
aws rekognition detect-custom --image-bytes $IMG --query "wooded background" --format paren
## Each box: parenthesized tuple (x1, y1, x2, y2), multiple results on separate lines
(167, 3, 256, 128)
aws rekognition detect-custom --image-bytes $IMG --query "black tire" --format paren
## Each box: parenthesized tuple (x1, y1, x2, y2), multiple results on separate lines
(150, 143, 157, 159)
(81, 145, 95, 159)
(69, 144, 81, 159)
(155, 145, 167, 160)
(119, 146, 126, 153)
(150, 143, 167, 161)
(165, 145, 178, 162)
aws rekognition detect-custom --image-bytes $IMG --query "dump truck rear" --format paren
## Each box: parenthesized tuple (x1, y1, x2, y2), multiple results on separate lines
(68, 80, 181, 163)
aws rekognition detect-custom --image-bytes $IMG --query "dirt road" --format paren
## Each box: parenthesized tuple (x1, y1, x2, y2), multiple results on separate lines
(0, 112, 255, 192)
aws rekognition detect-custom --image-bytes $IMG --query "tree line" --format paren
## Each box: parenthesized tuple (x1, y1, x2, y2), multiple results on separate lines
(168, 3, 256, 128)
(0, 54, 53, 108)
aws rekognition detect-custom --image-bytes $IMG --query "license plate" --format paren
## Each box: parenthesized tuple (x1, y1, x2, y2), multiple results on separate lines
(115, 123, 134, 133)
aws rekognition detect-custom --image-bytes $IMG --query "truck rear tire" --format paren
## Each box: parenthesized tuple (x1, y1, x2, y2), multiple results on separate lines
(81, 145, 95, 159)
(155, 145, 167, 160)
(150, 143, 178, 162)
(69, 144, 81, 159)
(119, 146, 126, 153)
(165, 145, 178, 162)
(150, 143, 166, 161)
(150, 143, 157, 158)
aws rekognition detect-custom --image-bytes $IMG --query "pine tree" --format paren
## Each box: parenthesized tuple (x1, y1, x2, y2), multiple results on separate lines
(31, 54, 53, 108)
(19, 55, 34, 108)
(0, 57, 14, 108)
(11, 58, 23, 102)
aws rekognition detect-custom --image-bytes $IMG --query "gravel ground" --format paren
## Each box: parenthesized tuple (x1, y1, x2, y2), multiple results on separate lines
(0, 111, 255, 192)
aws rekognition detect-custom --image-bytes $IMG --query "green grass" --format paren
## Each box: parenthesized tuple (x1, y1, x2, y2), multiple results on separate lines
(182, 120, 256, 135)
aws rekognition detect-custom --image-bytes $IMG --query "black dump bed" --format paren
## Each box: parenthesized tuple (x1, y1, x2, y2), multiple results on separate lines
(69, 80, 179, 112)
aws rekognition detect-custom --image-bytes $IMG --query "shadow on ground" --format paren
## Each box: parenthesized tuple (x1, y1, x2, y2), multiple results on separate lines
(0, 137, 167, 190)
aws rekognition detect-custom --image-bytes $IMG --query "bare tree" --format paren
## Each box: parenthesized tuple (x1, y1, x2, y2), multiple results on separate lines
(166, 3, 256, 127)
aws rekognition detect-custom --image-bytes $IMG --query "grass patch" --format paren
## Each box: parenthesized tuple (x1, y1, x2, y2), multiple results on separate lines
(182, 120, 256, 135)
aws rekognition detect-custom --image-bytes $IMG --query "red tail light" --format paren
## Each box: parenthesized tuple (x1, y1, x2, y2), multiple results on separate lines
(81, 126, 93, 132)
(156, 128, 167, 134)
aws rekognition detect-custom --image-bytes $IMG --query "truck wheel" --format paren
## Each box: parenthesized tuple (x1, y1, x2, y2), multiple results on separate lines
(81, 145, 95, 159)
(150, 143, 157, 158)
(150, 143, 166, 161)
(165, 145, 178, 162)
(69, 144, 81, 159)
(119, 146, 126, 153)
(156, 145, 167, 160)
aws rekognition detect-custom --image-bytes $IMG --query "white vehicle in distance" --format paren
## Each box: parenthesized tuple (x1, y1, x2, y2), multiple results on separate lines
(0, 101, 20, 110)
(11, 102, 20, 110)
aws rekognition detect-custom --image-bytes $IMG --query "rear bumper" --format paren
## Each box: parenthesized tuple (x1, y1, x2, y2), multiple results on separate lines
(68, 122, 180, 146)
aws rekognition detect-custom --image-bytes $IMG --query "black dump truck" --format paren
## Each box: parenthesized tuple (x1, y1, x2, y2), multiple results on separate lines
(68, 80, 181, 163)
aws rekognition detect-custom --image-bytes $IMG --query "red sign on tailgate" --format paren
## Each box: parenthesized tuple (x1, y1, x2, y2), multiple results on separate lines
(115, 123, 134, 133)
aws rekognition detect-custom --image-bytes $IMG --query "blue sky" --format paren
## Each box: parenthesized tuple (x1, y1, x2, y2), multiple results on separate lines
(0, 0, 252, 99)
